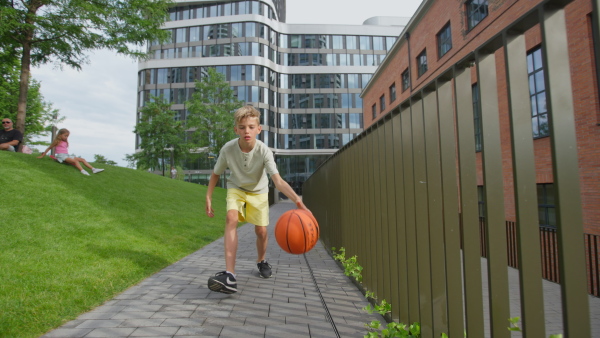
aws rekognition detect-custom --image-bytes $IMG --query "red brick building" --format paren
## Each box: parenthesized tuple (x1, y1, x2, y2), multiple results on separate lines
(362, 0, 599, 235)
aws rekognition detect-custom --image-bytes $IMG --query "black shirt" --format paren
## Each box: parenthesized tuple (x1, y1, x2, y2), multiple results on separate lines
(0, 129, 23, 145)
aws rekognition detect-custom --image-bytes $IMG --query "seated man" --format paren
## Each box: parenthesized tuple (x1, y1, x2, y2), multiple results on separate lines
(0, 118, 23, 152)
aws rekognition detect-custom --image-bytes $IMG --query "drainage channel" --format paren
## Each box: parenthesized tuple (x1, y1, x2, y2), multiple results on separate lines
(303, 252, 341, 338)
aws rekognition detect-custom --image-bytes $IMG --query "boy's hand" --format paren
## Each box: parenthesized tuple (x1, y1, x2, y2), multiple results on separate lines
(295, 200, 312, 215)
(205, 197, 214, 217)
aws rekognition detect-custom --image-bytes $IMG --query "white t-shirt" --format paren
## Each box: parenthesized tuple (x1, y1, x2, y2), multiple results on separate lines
(213, 139, 279, 194)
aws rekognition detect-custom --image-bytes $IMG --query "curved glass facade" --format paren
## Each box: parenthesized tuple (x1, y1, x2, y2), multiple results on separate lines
(137, 0, 405, 190)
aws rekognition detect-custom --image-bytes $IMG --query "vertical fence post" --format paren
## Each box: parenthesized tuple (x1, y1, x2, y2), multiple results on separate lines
(392, 110, 410, 322)
(411, 95, 434, 336)
(476, 49, 510, 338)
(423, 87, 449, 336)
(504, 30, 546, 337)
(541, 5, 591, 337)
(401, 105, 421, 323)
(437, 76, 465, 338)
(383, 115, 400, 321)
(454, 64, 485, 337)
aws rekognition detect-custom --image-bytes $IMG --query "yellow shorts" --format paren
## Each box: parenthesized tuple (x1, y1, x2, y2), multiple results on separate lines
(226, 188, 269, 226)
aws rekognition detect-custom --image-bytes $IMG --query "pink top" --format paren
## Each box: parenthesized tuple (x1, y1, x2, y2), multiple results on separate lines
(55, 141, 69, 154)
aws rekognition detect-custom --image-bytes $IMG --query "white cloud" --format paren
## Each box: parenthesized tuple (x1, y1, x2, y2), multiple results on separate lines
(30, 0, 422, 166)
(285, 0, 421, 24)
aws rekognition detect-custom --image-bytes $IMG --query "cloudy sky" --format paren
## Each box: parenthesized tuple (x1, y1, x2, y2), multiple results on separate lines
(31, 0, 423, 166)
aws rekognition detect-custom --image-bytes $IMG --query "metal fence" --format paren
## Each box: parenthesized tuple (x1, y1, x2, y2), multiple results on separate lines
(303, 0, 592, 337)
(475, 219, 600, 297)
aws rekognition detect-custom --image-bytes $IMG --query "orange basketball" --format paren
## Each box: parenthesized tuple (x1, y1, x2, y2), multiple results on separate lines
(275, 209, 320, 254)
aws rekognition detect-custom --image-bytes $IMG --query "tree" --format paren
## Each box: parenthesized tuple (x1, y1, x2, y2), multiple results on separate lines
(129, 97, 190, 176)
(0, 0, 171, 134)
(186, 67, 244, 157)
(0, 49, 61, 145)
(93, 154, 117, 166)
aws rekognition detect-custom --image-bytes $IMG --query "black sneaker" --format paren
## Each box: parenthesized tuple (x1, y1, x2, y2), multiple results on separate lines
(257, 260, 272, 278)
(207, 271, 237, 294)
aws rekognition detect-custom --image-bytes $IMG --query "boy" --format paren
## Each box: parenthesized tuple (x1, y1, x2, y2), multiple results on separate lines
(205, 105, 311, 294)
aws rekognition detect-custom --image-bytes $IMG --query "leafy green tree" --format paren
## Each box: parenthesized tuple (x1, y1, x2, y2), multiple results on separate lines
(93, 154, 117, 166)
(186, 67, 244, 157)
(129, 97, 189, 176)
(0, 49, 61, 145)
(0, 0, 171, 134)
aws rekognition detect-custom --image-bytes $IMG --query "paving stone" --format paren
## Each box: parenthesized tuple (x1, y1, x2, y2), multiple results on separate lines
(84, 327, 135, 337)
(220, 324, 266, 337)
(150, 310, 193, 319)
(40, 328, 93, 338)
(174, 325, 222, 336)
(265, 323, 310, 337)
(111, 311, 156, 320)
(76, 312, 114, 320)
(129, 326, 179, 336)
(118, 318, 165, 327)
(161, 317, 206, 327)
(75, 319, 125, 329)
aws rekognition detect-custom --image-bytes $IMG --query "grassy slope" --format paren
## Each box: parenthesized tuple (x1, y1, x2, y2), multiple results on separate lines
(0, 152, 227, 337)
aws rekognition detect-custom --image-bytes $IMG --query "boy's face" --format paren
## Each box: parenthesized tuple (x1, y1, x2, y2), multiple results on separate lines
(234, 116, 261, 146)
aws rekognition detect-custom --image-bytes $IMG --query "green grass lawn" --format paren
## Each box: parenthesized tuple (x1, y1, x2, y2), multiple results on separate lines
(0, 151, 227, 337)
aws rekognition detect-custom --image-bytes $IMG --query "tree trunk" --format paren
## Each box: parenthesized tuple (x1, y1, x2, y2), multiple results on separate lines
(16, 2, 39, 134)
(16, 37, 32, 134)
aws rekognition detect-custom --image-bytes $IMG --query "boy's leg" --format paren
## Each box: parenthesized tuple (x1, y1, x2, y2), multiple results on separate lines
(224, 209, 239, 274)
(255, 225, 268, 262)
(245, 192, 271, 278)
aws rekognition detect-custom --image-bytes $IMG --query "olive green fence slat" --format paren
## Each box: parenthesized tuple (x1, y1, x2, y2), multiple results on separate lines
(384, 117, 400, 322)
(504, 31, 546, 337)
(542, 6, 591, 337)
(477, 50, 511, 338)
(375, 123, 387, 303)
(423, 88, 449, 337)
(391, 111, 410, 322)
(411, 96, 435, 337)
(437, 78, 465, 338)
(400, 105, 420, 323)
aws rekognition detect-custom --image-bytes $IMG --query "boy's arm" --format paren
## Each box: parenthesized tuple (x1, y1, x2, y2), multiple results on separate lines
(205, 173, 220, 217)
(271, 173, 311, 213)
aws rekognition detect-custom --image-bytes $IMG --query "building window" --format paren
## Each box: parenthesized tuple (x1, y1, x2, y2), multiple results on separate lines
(372, 104, 377, 119)
(472, 84, 482, 152)
(537, 183, 556, 228)
(389, 83, 396, 102)
(527, 47, 549, 138)
(477, 186, 485, 218)
(437, 23, 452, 58)
(401, 69, 410, 91)
(380, 95, 386, 112)
(466, 0, 488, 30)
(417, 49, 427, 77)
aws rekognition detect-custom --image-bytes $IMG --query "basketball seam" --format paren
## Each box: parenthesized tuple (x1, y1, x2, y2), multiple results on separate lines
(296, 212, 308, 253)
(286, 213, 293, 254)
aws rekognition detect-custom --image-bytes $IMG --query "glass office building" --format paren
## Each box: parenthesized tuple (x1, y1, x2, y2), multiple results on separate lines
(137, 0, 406, 191)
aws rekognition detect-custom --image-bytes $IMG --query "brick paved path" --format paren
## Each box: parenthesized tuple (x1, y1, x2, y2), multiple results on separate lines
(41, 201, 600, 337)
(42, 202, 382, 338)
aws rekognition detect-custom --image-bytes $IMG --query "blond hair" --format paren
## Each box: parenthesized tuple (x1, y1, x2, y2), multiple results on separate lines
(50, 128, 70, 148)
(233, 105, 261, 125)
